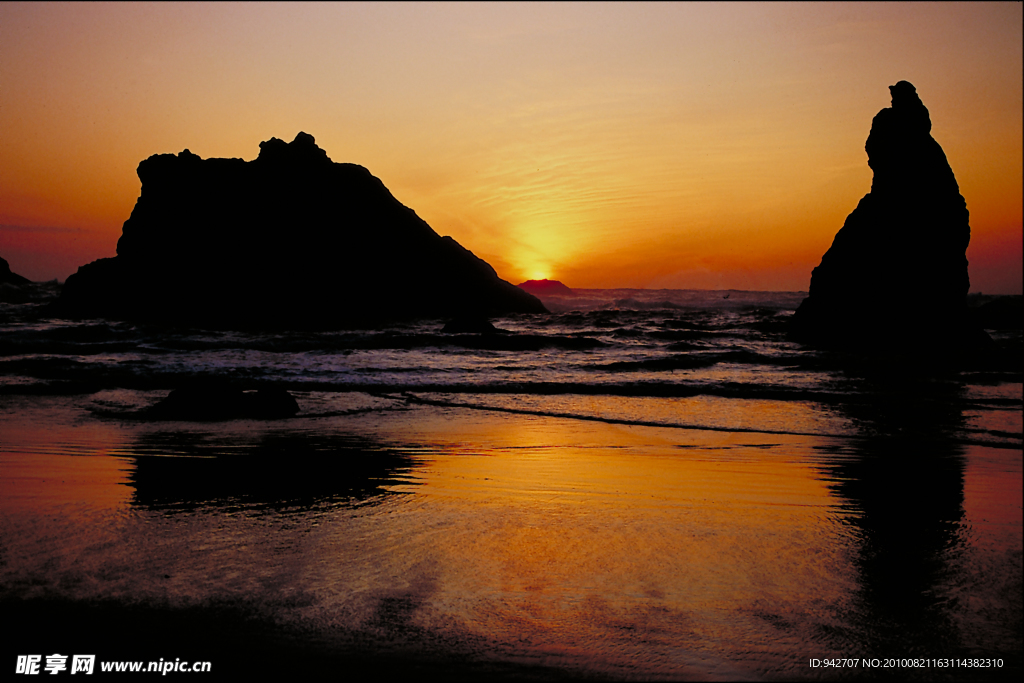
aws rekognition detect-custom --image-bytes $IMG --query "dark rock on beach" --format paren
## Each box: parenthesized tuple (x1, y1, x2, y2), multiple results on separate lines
(149, 385, 300, 421)
(56, 133, 545, 328)
(791, 81, 990, 357)
(1, 256, 30, 285)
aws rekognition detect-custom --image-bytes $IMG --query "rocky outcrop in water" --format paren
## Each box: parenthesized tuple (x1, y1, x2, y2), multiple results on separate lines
(971, 295, 1023, 331)
(149, 385, 299, 421)
(1, 256, 30, 285)
(791, 81, 989, 355)
(441, 317, 503, 334)
(57, 133, 545, 327)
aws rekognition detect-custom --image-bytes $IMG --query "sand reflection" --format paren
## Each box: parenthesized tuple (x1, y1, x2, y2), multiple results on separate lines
(126, 428, 416, 511)
(1, 396, 1019, 679)
(340, 411, 860, 677)
(811, 374, 1023, 663)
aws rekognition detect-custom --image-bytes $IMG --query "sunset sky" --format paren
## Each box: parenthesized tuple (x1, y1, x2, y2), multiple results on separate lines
(1, 2, 1021, 293)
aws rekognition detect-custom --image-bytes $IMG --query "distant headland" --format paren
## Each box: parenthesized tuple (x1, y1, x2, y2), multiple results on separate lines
(56, 133, 546, 328)
(517, 279, 573, 296)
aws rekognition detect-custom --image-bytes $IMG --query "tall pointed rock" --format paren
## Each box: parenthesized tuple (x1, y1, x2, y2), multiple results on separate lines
(792, 81, 988, 356)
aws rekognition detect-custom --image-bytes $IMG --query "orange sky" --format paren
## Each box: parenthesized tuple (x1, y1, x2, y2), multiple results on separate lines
(1, 2, 1021, 293)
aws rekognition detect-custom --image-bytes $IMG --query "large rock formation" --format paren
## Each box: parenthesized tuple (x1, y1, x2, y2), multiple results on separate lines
(791, 81, 988, 355)
(1, 256, 30, 285)
(57, 133, 545, 327)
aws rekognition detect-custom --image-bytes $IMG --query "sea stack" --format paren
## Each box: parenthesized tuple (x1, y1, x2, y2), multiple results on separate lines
(791, 81, 987, 356)
(57, 133, 545, 327)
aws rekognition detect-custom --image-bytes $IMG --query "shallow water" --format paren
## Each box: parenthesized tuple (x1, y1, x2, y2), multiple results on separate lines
(1, 394, 1020, 680)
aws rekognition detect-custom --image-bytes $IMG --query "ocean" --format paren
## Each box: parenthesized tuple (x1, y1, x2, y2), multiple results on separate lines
(1, 284, 1020, 680)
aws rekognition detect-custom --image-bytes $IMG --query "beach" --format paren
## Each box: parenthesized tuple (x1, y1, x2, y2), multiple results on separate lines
(2, 379, 1020, 680)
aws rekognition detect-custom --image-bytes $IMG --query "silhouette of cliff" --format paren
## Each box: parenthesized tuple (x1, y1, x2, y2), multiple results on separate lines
(1, 256, 30, 285)
(792, 82, 989, 357)
(57, 133, 545, 327)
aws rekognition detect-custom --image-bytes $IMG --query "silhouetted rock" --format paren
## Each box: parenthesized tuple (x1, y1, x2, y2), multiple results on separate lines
(441, 317, 502, 334)
(56, 133, 546, 328)
(792, 82, 990, 357)
(518, 279, 573, 296)
(971, 296, 1023, 331)
(1, 256, 30, 285)
(149, 385, 299, 421)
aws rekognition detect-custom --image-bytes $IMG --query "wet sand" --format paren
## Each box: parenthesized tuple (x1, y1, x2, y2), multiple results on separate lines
(1, 394, 1020, 680)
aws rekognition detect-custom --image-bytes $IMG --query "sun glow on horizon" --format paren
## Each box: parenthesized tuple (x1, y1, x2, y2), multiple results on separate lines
(0, 3, 1020, 292)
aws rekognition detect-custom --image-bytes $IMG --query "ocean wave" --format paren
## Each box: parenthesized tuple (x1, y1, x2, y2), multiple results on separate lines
(1, 290, 1019, 456)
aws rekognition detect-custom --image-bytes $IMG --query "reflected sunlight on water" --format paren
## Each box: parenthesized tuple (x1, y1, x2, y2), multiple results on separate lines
(362, 419, 860, 678)
(2, 396, 1019, 679)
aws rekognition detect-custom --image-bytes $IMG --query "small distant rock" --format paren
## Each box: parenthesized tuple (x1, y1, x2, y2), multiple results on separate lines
(149, 385, 299, 421)
(517, 279, 573, 296)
